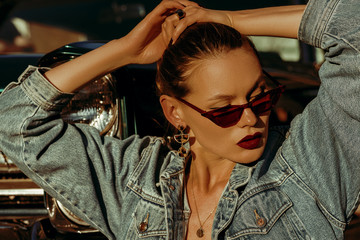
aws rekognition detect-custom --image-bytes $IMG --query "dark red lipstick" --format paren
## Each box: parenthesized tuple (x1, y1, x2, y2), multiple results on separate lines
(237, 132, 262, 150)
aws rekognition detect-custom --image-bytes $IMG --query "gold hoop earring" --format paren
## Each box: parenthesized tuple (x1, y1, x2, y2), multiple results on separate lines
(173, 125, 190, 158)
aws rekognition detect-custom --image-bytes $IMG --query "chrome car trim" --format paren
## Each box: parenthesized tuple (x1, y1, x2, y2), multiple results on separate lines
(0, 189, 44, 196)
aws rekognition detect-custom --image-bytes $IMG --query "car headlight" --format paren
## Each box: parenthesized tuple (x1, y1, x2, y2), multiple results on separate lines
(47, 58, 120, 137)
(60, 73, 120, 137)
(45, 194, 98, 233)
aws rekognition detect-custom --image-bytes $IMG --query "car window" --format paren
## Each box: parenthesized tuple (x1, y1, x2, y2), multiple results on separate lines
(250, 36, 324, 64)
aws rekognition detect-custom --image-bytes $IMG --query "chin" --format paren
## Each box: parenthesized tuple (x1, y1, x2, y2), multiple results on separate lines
(231, 146, 266, 165)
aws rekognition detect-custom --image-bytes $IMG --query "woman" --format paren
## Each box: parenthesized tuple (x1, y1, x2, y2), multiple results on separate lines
(0, 0, 359, 239)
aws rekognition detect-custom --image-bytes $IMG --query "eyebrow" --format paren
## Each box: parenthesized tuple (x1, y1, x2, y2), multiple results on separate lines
(206, 75, 265, 103)
(247, 76, 266, 99)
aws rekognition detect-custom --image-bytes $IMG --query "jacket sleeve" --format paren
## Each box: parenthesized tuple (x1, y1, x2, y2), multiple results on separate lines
(281, 0, 360, 224)
(0, 66, 153, 239)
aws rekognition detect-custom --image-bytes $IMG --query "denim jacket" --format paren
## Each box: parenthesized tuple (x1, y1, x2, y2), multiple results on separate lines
(1, 0, 360, 239)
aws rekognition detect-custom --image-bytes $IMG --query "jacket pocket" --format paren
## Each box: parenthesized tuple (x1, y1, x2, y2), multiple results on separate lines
(227, 188, 309, 239)
(125, 200, 167, 239)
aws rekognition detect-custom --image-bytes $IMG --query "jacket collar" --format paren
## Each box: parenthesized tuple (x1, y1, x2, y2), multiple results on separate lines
(229, 125, 290, 192)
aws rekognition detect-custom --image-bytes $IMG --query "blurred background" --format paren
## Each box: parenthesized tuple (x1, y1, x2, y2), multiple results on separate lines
(0, 0, 310, 55)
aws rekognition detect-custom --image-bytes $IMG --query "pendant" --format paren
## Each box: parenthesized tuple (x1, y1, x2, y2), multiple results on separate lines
(196, 228, 204, 238)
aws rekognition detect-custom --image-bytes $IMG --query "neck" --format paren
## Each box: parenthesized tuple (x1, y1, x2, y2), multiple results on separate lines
(189, 145, 235, 194)
(186, 141, 235, 239)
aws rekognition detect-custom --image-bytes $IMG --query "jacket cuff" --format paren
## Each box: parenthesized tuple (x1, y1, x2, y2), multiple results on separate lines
(298, 0, 340, 48)
(20, 65, 74, 111)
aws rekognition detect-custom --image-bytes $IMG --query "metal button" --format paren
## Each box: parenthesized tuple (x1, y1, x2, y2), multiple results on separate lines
(254, 209, 267, 227)
(256, 217, 267, 227)
(139, 213, 149, 232)
(139, 221, 148, 232)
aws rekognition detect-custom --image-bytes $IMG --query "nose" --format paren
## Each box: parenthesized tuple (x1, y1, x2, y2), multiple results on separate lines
(236, 108, 258, 127)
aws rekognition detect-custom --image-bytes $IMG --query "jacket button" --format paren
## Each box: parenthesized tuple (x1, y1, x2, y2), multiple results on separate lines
(169, 185, 175, 190)
(139, 222, 148, 232)
(256, 217, 267, 227)
(139, 213, 149, 232)
(254, 209, 267, 227)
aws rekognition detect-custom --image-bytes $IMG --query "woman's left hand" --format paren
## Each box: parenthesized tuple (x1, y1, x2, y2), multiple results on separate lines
(162, 4, 234, 44)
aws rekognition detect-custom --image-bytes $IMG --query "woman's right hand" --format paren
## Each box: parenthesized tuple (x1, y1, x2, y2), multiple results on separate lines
(123, 0, 199, 65)
(44, 0, 197, 93)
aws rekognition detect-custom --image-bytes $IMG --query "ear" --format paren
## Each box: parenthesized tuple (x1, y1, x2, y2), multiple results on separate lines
(159, 95, 185, 128)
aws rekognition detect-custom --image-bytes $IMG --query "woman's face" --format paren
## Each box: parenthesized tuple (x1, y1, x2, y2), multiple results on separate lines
(179, 47, 270, 164)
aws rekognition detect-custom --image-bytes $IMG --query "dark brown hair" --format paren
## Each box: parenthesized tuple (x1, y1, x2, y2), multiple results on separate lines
(156, 22, 258, 98)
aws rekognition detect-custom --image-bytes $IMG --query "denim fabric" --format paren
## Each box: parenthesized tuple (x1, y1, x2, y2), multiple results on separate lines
(0, 0, 359, 239)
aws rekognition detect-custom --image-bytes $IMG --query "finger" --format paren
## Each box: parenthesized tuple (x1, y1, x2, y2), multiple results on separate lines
(162, 0, 199, 8)
(162, 13, 181, 44)
(150, 0, 185, 20)
(162, 22, 171, 46)
(171, 6, 204, 43)
(171, 21, 188, 44)
(175, 0, 199, 7)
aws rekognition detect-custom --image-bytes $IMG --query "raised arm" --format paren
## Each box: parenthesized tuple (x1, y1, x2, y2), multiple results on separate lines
(169, 4, 306, 42)
(44, 0, 198, 93)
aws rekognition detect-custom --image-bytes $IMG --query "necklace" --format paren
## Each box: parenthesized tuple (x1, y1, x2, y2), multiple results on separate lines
(191, 166, 217, 238)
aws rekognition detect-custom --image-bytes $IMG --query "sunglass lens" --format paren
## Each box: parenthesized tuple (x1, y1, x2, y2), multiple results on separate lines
(204, 88, 283, 128)
(207, 106, 243, 128)
(252, 90, 281, 114)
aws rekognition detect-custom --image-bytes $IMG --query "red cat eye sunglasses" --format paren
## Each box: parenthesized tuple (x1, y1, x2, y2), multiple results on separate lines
(176, 70, 285, 128)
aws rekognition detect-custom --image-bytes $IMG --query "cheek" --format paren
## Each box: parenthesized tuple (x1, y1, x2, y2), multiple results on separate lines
(187, 115, 236, 159)
(189, 117, 224, 142)
(187, 113, 228, 147)
(192, 125, 235, 159)
(259, 114, 270, 135)
(187, 112, 271, 163)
